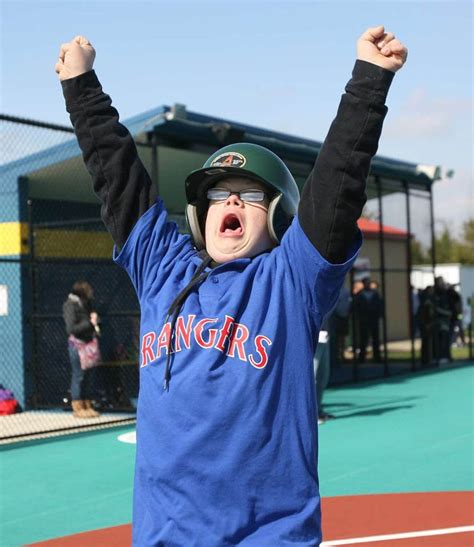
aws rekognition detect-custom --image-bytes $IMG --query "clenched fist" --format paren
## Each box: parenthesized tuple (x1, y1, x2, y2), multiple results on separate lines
(55, 36, 95, 81)
(357, 26, 407, 72)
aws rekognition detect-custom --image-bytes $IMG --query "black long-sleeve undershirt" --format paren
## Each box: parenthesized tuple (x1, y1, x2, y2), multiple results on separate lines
(62, 71, 157, 249)
(62, 60, 393, 262)
(299, 60, 393, 263)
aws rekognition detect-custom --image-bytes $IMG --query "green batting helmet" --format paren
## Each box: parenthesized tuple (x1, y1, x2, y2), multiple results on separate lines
(185, 143, 300, 249)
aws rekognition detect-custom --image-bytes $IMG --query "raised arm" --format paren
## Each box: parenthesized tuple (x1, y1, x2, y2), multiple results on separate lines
(299, 26, 408, 263)
(56, 36, 157, 249)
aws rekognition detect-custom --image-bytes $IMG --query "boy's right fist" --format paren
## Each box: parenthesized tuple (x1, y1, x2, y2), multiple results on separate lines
(55, 36, 95, 81)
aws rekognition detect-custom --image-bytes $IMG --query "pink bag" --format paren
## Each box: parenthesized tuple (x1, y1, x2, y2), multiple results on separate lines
(69, 335, 102, 370)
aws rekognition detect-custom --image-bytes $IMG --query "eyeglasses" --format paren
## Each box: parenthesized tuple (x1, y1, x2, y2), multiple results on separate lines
(206, 188, 268, 203)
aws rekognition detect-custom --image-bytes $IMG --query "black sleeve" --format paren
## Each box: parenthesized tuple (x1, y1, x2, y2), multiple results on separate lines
(61, 71, 157, 249)
(298, 60, 394, 264)
(63, 301, 95, 339)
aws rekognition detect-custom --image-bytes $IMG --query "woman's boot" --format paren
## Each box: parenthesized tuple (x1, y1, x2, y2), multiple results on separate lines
(83, 400, 100, 418)
(71, 400, 89, 418)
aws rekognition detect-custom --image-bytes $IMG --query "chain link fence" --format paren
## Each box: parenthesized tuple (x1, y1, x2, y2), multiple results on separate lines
(29, 217, 140, 409)
(1, 115, 139, 442)
(1, 114, 472, 442)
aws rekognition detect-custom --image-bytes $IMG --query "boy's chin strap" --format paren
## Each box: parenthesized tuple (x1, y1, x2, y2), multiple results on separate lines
(163, 251, 213, 391)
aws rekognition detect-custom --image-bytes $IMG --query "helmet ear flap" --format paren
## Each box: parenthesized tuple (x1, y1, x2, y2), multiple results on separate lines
(267, 194, 293, 244)
(186, 204, 206, 250)
(268, 194, 293, 243)
(267, 195, 281, 244)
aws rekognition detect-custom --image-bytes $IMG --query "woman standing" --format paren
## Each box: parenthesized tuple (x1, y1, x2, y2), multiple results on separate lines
(63, 281, 101, 418)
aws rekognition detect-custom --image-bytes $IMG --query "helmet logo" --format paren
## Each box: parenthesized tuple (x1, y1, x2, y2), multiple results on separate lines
(210, 152, 246, 168)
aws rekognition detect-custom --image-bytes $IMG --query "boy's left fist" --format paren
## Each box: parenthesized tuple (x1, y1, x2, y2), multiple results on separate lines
(357, 26, 407, 72)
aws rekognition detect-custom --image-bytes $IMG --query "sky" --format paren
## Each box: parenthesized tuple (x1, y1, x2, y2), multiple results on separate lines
(1, 0, 473, 242)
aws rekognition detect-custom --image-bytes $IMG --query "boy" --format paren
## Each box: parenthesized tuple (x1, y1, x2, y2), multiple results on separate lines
(56, 27, 406, 546)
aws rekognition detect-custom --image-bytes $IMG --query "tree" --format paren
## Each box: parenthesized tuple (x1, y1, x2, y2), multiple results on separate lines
(411, 238, 427, 264)
(425, 218, 474, 265)
(457, 219, 474, 264)
(434, 226, 458, 263)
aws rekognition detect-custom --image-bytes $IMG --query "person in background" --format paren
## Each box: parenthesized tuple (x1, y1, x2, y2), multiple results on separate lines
(355, 276, 383, 362)
(447, 284, 464, 348)
(411, 285, 420, 338)
(352, 279, 364, 296)
(329, 285, 352, 365)
(433, 276, 452, 363)
(463, 297, 472, 346)
(314, 318, 334, 425)
(417, 285, 436, 366)
(63, 281, 101, 418)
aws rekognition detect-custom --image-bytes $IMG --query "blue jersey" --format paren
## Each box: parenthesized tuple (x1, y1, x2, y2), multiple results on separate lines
(115, 200, 360, 546)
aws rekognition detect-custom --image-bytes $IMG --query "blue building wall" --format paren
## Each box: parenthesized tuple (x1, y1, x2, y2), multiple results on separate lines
(0, 172, 29, 407)
(0, 137, 88, 408)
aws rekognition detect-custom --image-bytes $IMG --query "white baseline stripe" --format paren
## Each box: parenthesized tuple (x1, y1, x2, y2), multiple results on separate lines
(321, 525, 474, 546)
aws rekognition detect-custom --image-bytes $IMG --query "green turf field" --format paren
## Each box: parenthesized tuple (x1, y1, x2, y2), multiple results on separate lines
(319, 363, 474, 497)
(1, 363, 473, 546)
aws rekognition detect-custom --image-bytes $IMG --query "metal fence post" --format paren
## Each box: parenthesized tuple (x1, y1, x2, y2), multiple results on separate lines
(404, 181, 416, 371)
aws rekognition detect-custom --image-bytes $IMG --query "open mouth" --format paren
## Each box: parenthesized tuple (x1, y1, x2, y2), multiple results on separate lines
(220, 213, 244, 236)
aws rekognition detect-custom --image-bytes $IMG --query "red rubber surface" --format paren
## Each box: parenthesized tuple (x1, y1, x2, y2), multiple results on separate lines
(29, 491, 474, 546)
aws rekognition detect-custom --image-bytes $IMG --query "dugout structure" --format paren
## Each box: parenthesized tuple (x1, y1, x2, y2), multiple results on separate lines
(0, 107, 443, 438)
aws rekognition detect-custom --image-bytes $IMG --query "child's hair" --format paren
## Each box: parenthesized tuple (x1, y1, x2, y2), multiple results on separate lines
(72, 281, 93, 301)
